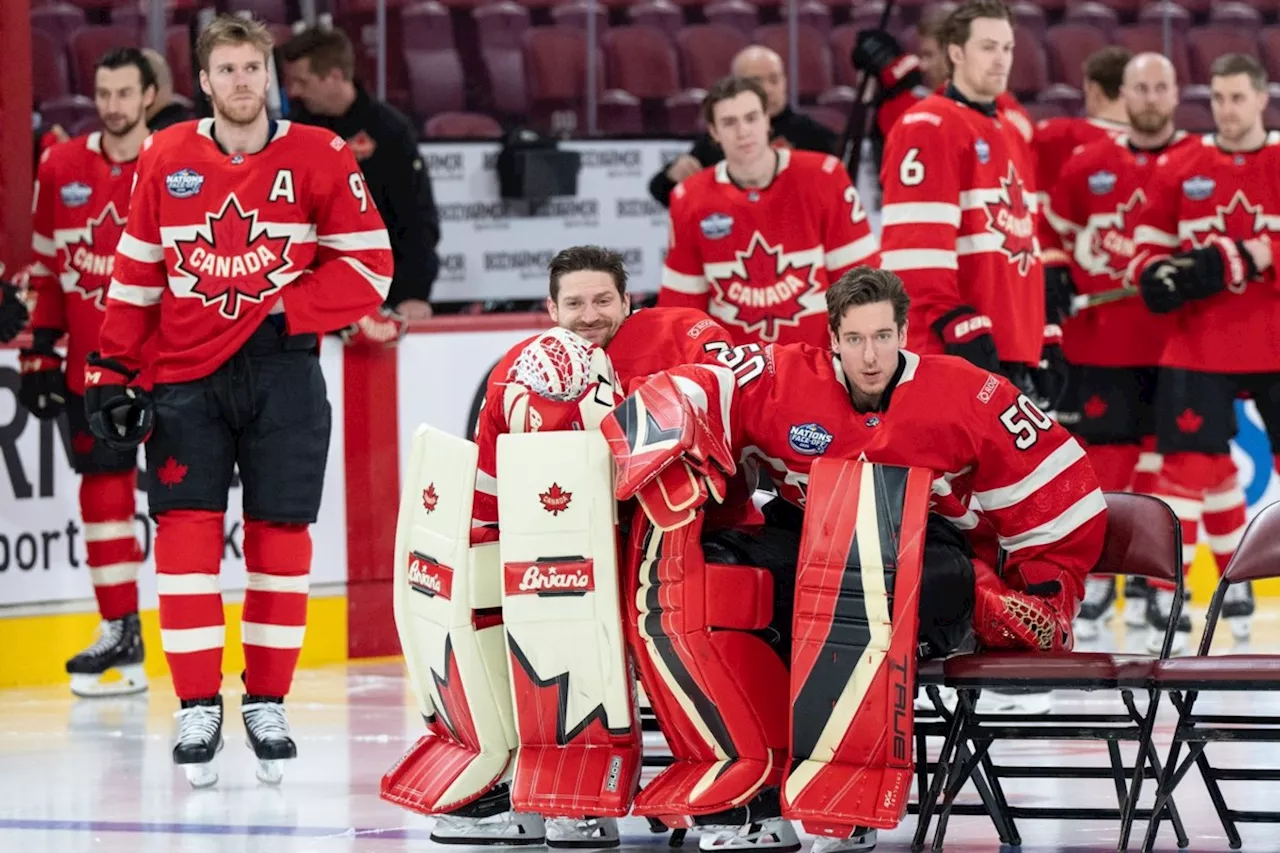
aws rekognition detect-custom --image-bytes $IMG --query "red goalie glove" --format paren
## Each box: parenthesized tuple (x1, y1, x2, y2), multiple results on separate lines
(972, 558, 1074, 652)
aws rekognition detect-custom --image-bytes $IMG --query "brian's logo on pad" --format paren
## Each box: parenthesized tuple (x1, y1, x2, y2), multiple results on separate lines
(408, 552, 453, 600)
(505, 560, 595, 596)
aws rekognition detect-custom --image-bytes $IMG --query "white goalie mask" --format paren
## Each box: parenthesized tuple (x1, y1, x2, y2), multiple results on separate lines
(505, 327, 622, 433)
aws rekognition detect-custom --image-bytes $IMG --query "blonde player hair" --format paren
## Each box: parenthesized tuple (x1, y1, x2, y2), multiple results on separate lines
(196, 14, 275, 73)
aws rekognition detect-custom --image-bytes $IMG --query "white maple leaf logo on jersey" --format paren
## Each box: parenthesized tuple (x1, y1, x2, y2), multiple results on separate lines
(1077, 188, 1145, 280)
(703, 232, 825, 343)
(170, 194, 296, 320)
(57, 201, 126, 309)
(982, 164, 1037, 276)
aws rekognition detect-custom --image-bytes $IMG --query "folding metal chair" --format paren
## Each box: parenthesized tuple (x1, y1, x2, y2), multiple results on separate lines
(1142, 500, 1280, 852)
(913, 492, 1190, 853)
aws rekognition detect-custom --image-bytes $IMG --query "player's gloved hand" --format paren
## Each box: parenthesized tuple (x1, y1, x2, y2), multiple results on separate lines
(852, 30, 923, 97)
(84, 352, 154, 452)
(1043, 264, 1077, 324)
(1034, 325, 1069, 411)
(340, 306, 409, 347)
(0, 278, 30, 343)
(972, 558, 1073, 652)
(1140, 236, 1257, 314)
(18, 328, 67, 420)
(932, 305, 1001, 374)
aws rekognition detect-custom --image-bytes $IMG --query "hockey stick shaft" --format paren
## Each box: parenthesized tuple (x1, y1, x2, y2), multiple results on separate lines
(841, 0, 897, 178)
(1070, 286, 1140, 313)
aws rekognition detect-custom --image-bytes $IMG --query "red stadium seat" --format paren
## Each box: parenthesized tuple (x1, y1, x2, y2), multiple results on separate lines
(473, 1, 531, 118)
(795, 0, 833, 32)
(1262, 27, 1280, 82)
(1008, 23, 1049, 99)
(849, 1, 905, 37)
(704, 0, 758, 36)
(225, 0, 291, 23)
(401, 1, 465, 119)
(599, 88, 644, 134)
(663, 88, 705, 135)
(165, 25, 195, 100)
(403, 1, 455, 50)
(1083, 0, 1143, 20)
(423, 110, 504, 138)
(1036, 82, 1083, 114)
(1010, 1, 1047, 33)
(551, 0, 609, 36)
(1187, 25, 1260, 85)
(829, 24, 860, 88)
(1045, 23, 1111, 90)
(30, 4, 87, 49)
(1174, 101, 1214, 131)
(752, 23, 833, 101)
(1114, 24, 1192, 84)
(109, 4, 173, 39)
(68, 24, 138, 95)
(1063, 1, 1120, 29)
(36, 94, 97, 133)
(674, 24, 747, 90)
(32, 29, 72, 108)
(605, 24, 682, 130)
(1210, 1, 1265, 28)
(803, 104, 846, 135)
(1138, 1, 1193, 33)
(627, 0, 683, 38)
(522, 26, 605, 133)
(1023, 101, 1066, 122)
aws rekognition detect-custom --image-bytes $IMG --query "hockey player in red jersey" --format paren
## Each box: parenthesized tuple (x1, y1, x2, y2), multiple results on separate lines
(1129, 53, 1277, 651)
(658, 76, 879, 348)
(878, 0, 1061, 409)
(604, 267, 1105, 850)
(88, 15, 393, 787)
(22, 48, 157, 697)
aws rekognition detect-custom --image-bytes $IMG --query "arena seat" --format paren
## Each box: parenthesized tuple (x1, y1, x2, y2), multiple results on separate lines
(551, 0, 609, 36)
(36, 94, 97, 133)
(30, 4, 87, 52)
(68, 25, 138, 94)
(1142, 501, 1280, 853)
(1045, 23, 1111, 90)
(1210, 1, 1265, 28)
(473, 1, 531, 119)
(753, 23, 833, 101)
(1187, 25, 1261, 84)
(1010, 1, 1047, 33)
(165, 24, 195, 100)
(1138, 1, 1193, 32)
(423, 110, 504, 138)
(1036, 82, 1083, 114)
(1115, 24, 1192, 84)
(604, 24, 682, 130)
(225, 0, 291, 24)
(849, 0, 906, 37)
(1063, 1, 1120, 29)
(674, 24, 747, 91)
(704, 0, 758, 36)
(32, 29, 71, 108)
(522, 26, 605, 133)
(663, 88, 705, 134)
(1008, 22, 1049, 100)
(628, 0, 683, 38)
(1262, 27, 1280, 82)
(913, 493, 1191, 852)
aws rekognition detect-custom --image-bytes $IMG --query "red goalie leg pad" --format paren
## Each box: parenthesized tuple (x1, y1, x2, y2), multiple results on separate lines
(155, 510, 226, 700)
(623, 507, 788, 822)
(1084, 444, 1141, 493)
(782, 460, 932, 836)
(241, 520, 311, 698)
(1203, 473, 1247, 575)
(80, 471, 143, 620)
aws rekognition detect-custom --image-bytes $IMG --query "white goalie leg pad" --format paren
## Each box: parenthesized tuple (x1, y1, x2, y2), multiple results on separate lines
(381, 424, 519, 815)
(497, 430, 642, 817)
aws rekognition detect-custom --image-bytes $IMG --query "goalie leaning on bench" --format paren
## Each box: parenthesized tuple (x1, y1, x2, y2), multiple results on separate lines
(385, 264, 1107, 853)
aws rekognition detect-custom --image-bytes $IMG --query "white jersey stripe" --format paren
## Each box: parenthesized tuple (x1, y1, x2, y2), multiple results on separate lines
(661, 267, 709, 295)
(880, 202, 962, 228)
(880, 248, 958, 271)
(318, 229, 392, 251)
(825, 233, 880, 270)
(116, 232, 164, 263)
(107, 280, 164, 306)
(973, 441, 1087, 512)
(999, 488, 1107, 552)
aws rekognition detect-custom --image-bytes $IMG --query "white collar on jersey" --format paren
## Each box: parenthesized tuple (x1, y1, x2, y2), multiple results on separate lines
(196, 117, 292, 149)
(831, 349, 921, 411)
(715, 146, 791, 185)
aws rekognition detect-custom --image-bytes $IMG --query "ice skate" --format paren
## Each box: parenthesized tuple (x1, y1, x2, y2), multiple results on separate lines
(698, 817, 801, 852)
(66, 612, 147, 698)
(173, 696, 223, 788)
(1073, 576, 1116, 640)
(1122, 577, 1149, 628)
(810, 828, 878, 853)
(1145, 588, 1191, 654)
(242, 694, 296, 784)
(975, 689, 1052, 715)
(914, 685, 957, 713)
(545, 817, 620, 849)
(1222, 581, 1255, 642)
(430, 812, 546, 845)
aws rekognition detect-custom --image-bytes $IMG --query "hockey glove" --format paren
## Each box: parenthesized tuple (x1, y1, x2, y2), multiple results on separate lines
(340, 306, 409, 347)
(972, 558, 1073, 652)
(0, 278, 29, 343)
(851, 30, 924, 98)
(1043, 264, 1077, 325)
(18, 328, 67, 420)
(932, 305, 1001, 374)
(1140, 236, 1257, 314)
(84, 352, 154, 452)
(1034, 325, 1070, 411)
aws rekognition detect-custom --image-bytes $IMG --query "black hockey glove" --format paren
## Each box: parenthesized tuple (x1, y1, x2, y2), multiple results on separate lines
(0, 279, 29, 343)
(1035, 325, 1070, 412)
(1043, 264, 1077, 325)
(852, 30, 924, 98)
(1139, 237, 1257, 314)
(84, 352, 154, 452)
(18, 328, 67, 421)
(932, 305, 1002, 375)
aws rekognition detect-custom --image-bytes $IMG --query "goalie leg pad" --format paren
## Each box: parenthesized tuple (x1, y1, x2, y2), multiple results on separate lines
(783, 461, 933, 837)
(624, 507, 790, 821)
(497, 430, 642, 818)
(381, 425, 518, 817)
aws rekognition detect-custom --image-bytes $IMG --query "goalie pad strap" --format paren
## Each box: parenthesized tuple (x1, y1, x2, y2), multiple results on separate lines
(783, 460, 933, 836)
(624, 508, 790, 819)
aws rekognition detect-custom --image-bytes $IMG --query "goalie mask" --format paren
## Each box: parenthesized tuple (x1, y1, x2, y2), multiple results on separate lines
(505, 327, 623, 434)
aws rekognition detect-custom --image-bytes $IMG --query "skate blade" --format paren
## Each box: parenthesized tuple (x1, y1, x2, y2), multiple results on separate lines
(1122, 601, 1147, 628)
(256, 759, 286, 785)
(178, 737, 224, 789)
(1227, 616, 1252, 642)
(431, 833, 547, 847)
(70, 664, 148, 698)
(1146, 628, 1189, 656)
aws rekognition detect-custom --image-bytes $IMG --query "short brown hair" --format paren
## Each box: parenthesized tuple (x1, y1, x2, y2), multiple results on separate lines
(548, 245, 628, 301)
(281, 27, 356, 81)
(938, 0, 1013, 73)
(196, 14, 275, 73)
(1084, 46, 1132, 100)
(1211, 53, 1268, 92)
(701, 76, 769, 126)
(826, 267, 911, 333)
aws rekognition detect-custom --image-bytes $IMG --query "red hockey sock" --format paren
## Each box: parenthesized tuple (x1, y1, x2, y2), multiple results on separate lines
(1151, 453, 1236, 585)
(1084, 443, 1141, 492)
(241, 519, 312, 698)
(1202, 474, 1247, 575)
(1131, 436, 1161, 496)
(79, 471, 143, 620)
(155, 510, 226, 700)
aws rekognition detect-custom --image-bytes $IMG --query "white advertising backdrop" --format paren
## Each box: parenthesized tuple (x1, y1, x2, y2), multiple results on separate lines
(0, 346, 347, 608)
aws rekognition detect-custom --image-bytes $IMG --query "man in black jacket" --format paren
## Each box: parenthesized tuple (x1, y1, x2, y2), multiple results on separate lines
(647, 45, 839, 207)
(141, 48, 195, 131)
(282, 27, 440, 318)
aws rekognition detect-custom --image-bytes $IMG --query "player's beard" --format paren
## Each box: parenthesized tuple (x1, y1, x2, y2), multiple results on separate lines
(212, 87, 267, 126)
(1129, 108, 1172, 136)
(101, 107, 144, 139)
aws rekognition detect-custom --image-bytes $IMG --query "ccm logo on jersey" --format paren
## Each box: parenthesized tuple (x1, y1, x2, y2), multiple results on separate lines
(1183, 175, 1215, 201)
(504, 560, 595, 596)
(788, 422, 834, 455)
(407, 552, 454, 600)
(165, 169, 205, 199)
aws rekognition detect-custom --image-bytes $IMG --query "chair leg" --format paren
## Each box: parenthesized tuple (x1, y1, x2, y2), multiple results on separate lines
(973, 746, 1020, 846)
(911, 689, 972, 853)
(932, 737, 994, 852)
(1116, 689, 1161, 852)
(1193, 744, 1242, 850)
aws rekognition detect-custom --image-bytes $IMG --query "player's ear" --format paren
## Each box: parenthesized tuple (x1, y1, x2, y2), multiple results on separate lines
(546, 296, 558, 322)
(829, 328, 839, 354)
(621, 292, 631, 315)
(199, 70, 211, 98)
(898, 321, 908, 347)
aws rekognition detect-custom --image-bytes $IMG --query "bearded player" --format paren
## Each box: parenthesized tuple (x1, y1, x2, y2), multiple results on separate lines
(602, 266, 1105, 851)
(22, 48, 157, 697)
(89, 14, 393, 787)
(657, 77, 879, 349)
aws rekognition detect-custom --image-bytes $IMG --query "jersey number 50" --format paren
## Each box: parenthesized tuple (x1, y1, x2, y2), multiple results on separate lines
(1000, 394, 1053, 450)
(705, 341, 766, 387)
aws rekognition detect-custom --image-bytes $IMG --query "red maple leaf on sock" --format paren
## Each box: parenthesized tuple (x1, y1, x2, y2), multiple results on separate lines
(157, 456, 188, 487)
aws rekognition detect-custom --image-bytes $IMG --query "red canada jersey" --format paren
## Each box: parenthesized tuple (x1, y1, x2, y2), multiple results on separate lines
(1033, 116, 1128, 264)
(1131, 132, 1280, 373)
(472, 308, 733, 529)
(101, 119, 393, 383)
(658, 149, 879, 348)
(670, 345, 1106, 602)
(879, 85, 1034, 145)
(880, 93, 1043, 365)
(1042, 134, 1196, 366)
(28, 133, 137, 394)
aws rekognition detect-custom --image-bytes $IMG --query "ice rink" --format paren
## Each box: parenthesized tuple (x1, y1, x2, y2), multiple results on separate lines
(4, 614, 1280, 853)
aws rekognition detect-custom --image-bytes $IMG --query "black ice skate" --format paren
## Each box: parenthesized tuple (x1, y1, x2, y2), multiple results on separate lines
(174, 695, 224, 788)
(66, 612, 147, 698)
(1222, 580, 1255, 641)
(1146, 588, 1192, 654)
(242, 694, 296, 784)
(1122, 576, 1150, 628)
(1073, 576, 1116, 641)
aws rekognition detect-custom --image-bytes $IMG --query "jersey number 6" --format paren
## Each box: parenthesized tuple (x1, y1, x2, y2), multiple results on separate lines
(1000, 394, 1053, 450)
(899, 148, 925, 187)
